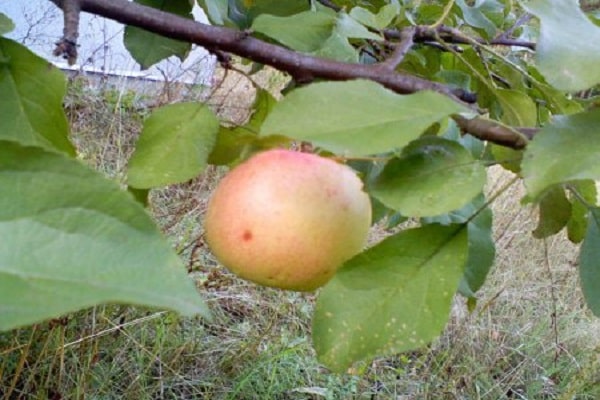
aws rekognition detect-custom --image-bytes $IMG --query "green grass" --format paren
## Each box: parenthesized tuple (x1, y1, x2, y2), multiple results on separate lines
(2, 73, 600, 399)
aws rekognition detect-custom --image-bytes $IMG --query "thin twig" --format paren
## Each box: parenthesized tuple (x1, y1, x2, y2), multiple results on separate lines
(378, 26, 416, 71)
(385, 25, 536, 50)
(495, 13, 532, 41)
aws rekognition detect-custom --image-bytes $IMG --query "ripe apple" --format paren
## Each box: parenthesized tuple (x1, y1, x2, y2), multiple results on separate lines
(204, 149, 371, 291)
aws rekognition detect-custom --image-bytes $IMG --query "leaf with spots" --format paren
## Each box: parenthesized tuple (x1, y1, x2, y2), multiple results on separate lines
(313, 224, 468, 372)
(369, 137, 486, 217)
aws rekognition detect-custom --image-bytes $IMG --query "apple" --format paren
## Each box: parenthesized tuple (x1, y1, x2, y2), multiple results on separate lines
(204, 149, 371, 291)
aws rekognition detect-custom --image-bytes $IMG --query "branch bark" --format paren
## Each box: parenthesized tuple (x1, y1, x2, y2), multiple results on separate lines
(384, 25, 536, 51)
(52, 0, 80, 64)
(46, 0, 537, 149)
(48, 0, 475, 104)
(378, 26, 416, 71)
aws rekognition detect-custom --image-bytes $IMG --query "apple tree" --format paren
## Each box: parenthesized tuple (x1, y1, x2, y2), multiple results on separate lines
(2, 0, 600, 372)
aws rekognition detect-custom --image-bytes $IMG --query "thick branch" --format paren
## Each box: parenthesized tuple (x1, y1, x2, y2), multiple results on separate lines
(48, 0, 475, 104)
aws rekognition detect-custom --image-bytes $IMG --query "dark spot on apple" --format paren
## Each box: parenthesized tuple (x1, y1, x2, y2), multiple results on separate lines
(242, 230, 253, 241)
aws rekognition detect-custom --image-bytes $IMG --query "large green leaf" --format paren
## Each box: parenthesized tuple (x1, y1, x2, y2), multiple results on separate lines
(495, 88, 537, 127)
(251, 11, 380, 59)
(0, 13, 15, 35)
(128, 102, 219, 188)
(313, 224, 468, 372)
(251, 11, 336, 52)
(523, 110, 600, 200)
(0, 38, 74, 155)
(209, 89, 277, 165)
(567, 180, 597, 244)
(124, 0, 193, 69)
(261, 80, 468, 156)
(532, 186, 572, 239)
(0, 141, 210, 331)
(423, 194, 495, 297)
(370, 137, 486, 217)
(523, 0, 600, 91)
(580, 208, 600, 316)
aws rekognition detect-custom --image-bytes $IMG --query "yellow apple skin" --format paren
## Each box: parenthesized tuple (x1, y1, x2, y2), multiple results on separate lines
(204, 149, 372, 291)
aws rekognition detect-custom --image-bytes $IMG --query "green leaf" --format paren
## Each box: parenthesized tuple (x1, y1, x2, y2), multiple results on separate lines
(0, 141, 210, 331)
(251, 10, 381, 59)
(311, 32, 359, 63)
(462, 203, 494, 296)
(527, 71, 584, 116)
(336, 12, 382, 41)
(423, 194, 495, 297)
(198, 0, 233, 26)
(0, 13, 15, 35)
(579, 208, 600, 316)
(0, 38, 74, 155)
(456, 0, 503, 39)
(208, 127, 255, 166)
(209, 89, 277, 165)
(261, 80, 468, 156)
(349, 2, 400, 30)
(230, 0, 311, 28)
(532, 186, 572, 238)
(128, 102, 219, 189)
(127, 186, 151, 207)
(495, 88, 537, 127)
(124, 0, 193, 69)
(567, 181, 597, 244)
(523, 109, 600, 200)
(370, 137, 486, 217)
(523, 0, 600, 91)
(313, 224, 468, 372)
(251, 11, 335, 52)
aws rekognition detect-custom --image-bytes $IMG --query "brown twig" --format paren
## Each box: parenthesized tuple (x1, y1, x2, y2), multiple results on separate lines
(385, 25, 536, 51)
(495, 13, 532, 42)
(52, 0, 80, 64)
(453, 115, 536, 150)
(378, 26, 416, 71)
(47, 0, 476, 104)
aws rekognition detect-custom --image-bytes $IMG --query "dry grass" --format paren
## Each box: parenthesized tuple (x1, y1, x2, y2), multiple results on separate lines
(1, 71, 600, 400)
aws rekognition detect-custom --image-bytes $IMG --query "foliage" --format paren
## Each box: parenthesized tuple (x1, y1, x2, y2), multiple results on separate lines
(3, 0, 600, 373)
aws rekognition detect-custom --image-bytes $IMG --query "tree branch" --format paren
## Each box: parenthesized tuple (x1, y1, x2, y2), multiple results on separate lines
(385, 25, 536, 51)
(378, 26, 415, 71)
(452, 115, 536, 150)
(47, 0, 475, 104)
(52, 0, 80, 64)
(46, 0, 541, 149)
